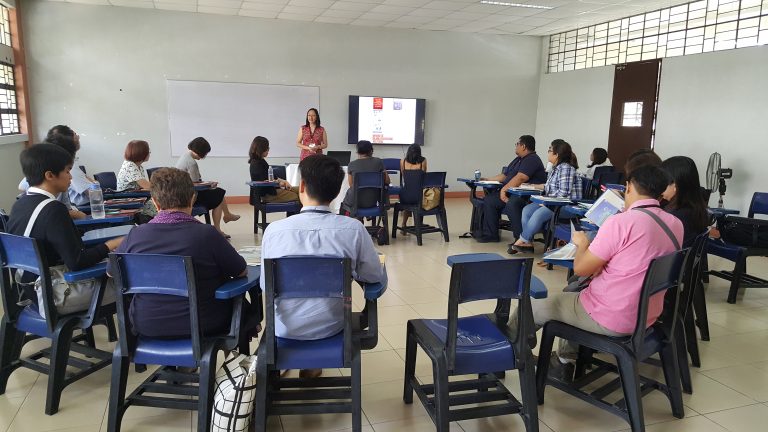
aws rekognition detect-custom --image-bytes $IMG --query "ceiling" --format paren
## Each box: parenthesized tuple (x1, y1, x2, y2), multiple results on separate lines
(43, 0, 688, 36)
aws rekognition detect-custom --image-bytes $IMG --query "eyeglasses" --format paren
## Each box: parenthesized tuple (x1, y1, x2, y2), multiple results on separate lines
(547, 148, 553, 153)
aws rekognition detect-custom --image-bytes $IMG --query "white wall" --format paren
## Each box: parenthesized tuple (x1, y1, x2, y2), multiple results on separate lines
(535, 44, 768, 212)
(654, 46, 768, 212)
(534, 65, 613, 166)
(0, 142, 24, 210)
(21, 1, 543, 196)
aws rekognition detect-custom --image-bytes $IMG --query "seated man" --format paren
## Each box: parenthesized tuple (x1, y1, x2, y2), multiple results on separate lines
(260, 155, 388, 377)
(8, 143, 123, 306)
(478, 134, 547, 242)
(341, 140, 390, 213)
(509, 164, 683, 378)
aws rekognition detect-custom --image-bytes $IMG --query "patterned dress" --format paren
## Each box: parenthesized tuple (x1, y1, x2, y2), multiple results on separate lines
(299, 125, 325, 161)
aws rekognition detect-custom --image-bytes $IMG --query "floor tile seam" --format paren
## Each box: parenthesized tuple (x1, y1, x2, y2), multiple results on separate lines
(703, 402, 768, 431)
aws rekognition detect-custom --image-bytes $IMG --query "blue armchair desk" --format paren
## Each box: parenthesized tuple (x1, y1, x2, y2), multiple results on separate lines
(446, 253, 547, 299)
(215, 265, 261, 299)
(81, 225, 134, 246)
(75, 214, 133, 227)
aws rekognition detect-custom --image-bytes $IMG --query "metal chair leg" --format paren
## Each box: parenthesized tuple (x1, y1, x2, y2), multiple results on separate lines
(615, 352, 645, 432)
(0, 319, 25, 394)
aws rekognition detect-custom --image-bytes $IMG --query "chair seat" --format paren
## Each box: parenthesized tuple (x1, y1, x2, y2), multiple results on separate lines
(133, 337, 197, 368)
(16, 305, 51, 338)
(261, 202, 301, 213)
(355, 207, 385, 218)
(388, 186, 401, 196)
(275, 333, 345, 370)
(417, 315, 516, 375)
(549, 321, 664, 362)
(707, 239, 744, 261)
(191, 206, 208, 217)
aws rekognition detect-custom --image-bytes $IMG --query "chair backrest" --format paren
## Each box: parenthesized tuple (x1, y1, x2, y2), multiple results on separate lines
(678, 232, 710, 320)
(700, 187, 712, 205)
(351, 171, 386, 213)
(748, 192, 768, 218)
(630, 249, 689, 354)
(262, 257, 353, 365)
(399, 171, 447, 209)
(444, 257, 534, 371)
(0, 209, 8, 233)
(599, 171, 624, 187)
(592, 165, 615, 181)
(382, 158, 401, 172)
(94, 172, 117, 190)
(109, 253, 203, 358)
(270, 165, 287, 180)
(0, 233, 58, 329)
(146, 167, 162, 180)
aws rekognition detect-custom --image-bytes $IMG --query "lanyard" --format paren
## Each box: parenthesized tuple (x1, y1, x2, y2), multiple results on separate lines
(301, 209, 331, 214)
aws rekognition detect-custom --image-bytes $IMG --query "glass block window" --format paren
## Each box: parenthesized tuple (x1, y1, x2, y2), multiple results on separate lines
(0, 5, 18, 135)
(622, 102, 643, 127)
(548, 0, 768, 73)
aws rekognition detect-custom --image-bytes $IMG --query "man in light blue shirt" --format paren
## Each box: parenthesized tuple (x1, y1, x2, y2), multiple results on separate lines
(260, 155, 387, 345)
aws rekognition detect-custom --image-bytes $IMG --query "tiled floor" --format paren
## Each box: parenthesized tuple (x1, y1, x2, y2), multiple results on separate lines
(2, 199, 768, 432)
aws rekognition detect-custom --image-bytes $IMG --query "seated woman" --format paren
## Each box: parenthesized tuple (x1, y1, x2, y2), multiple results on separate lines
(248, 136, 299, 202)
(399, 144, 427, 230)
(176, 137, 241, 237)
(117, 139, 157, 221)
(341, 140, 389, 214)
(109, 167, 259, 340)
(661, 156, 709, 248)
(582, 147, 611, 179)
(510, 140, 582, 254)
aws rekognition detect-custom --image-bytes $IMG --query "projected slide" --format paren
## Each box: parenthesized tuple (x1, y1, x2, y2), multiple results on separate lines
(357, 97, 417, 144)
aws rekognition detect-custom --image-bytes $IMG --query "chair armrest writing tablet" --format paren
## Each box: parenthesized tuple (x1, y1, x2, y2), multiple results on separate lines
(63, 262, 108, 283)
(75, 215, 133, 227)
(362, 281, 387, 300)
(246, 181, 280, 187)
(215, 265, 261, 299)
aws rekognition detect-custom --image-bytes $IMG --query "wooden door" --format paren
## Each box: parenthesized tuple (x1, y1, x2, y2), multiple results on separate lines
(607, 59, 662, 172)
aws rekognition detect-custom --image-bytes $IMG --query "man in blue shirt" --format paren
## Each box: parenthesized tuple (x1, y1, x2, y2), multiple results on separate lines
(478, 135, 547, 242)
(260, 155, 387, 378)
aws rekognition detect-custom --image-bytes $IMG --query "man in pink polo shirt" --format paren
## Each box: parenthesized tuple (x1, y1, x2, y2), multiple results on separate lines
(511, 164, 682, 378)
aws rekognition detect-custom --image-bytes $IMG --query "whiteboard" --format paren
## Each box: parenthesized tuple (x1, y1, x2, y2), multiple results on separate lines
(167, 80, 319, 158)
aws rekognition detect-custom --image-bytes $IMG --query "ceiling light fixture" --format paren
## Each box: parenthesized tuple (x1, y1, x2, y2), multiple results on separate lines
(479, 1, 555, 9)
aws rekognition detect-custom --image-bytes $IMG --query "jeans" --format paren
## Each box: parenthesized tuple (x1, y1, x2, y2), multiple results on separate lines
(520, 203, 554, 243)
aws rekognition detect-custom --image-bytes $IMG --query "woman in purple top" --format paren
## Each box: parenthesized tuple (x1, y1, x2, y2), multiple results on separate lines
(109, 168, 258, 339)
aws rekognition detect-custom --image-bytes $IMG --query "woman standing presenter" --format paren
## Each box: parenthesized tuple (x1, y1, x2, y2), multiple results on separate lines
(296, 108, 328, 160)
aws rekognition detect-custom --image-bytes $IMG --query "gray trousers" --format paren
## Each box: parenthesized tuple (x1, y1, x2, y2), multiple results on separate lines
(510, 291, 628, 358)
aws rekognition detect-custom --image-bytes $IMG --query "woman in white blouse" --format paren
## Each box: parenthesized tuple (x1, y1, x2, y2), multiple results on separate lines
(117, 139, 157, 220)
(583, 147, 612, 179)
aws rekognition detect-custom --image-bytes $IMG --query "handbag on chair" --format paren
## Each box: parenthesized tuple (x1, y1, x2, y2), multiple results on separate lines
(16, 198, 114, 318)
(422, 187, 441, 211)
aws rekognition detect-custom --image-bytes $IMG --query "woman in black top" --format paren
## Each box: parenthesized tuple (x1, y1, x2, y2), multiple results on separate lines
(248, 136, 299, 203)
(661, 156, 709, 248)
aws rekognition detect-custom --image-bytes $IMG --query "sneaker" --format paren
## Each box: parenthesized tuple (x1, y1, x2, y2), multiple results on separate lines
(547, 353, 575, 383)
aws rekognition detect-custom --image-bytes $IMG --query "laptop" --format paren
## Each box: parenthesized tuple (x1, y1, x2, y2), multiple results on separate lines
(327, 151, 352, 166)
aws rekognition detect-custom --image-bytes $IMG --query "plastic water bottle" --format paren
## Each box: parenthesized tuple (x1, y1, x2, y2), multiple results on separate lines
(474, 170, 481, 181)
(89, 183, 105, 219)
(267, 166, 275, 182)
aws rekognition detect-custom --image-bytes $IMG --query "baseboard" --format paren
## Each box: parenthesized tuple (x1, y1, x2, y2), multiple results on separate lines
(225, 191, 472, 204)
